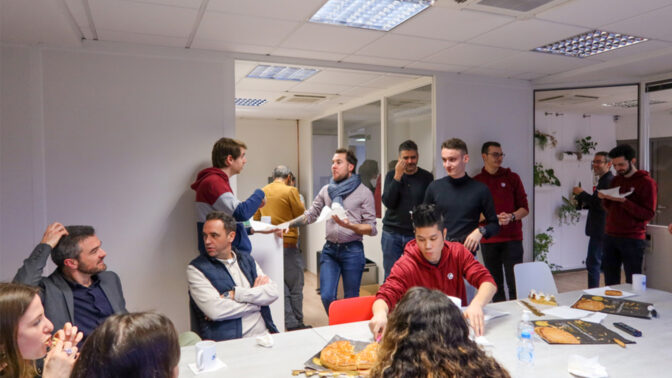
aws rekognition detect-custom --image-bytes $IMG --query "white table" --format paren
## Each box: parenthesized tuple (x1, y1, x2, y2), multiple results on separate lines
(178, 284, 672, 377)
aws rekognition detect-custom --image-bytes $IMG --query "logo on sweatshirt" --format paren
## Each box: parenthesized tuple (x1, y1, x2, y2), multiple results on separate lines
(447, 273, 454, 280)
(501, 182, 506, 187)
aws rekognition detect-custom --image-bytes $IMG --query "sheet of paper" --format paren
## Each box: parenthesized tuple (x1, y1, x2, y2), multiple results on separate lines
(542, 305, 592, 319)
(598, 186, 634, 198)
(250, 220, 277, 232)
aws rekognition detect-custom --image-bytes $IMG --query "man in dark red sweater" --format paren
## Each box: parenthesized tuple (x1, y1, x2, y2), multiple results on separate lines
(369, 204, 496, 338)
(474, 141, 529, 302)
(599, 145, 657, 285)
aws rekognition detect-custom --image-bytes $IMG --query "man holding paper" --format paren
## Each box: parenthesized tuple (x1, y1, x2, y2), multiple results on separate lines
(288, 148, 377, 313)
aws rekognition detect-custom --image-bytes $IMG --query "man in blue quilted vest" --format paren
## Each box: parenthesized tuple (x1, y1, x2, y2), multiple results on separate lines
(187, 211, 279, 341)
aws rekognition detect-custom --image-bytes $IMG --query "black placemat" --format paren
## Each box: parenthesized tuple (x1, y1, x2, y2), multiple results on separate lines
(571, 294, 652, 319)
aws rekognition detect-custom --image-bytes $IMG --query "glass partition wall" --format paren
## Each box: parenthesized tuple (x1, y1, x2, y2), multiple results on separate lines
(311, 81, 433, 219)
(533, 85, 639, 271)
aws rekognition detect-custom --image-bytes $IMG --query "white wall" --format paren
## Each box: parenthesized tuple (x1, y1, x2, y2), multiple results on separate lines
(534, 111, 618, 269)
(434, 73, 535, 262)
(1, 43, 235, 332)
(235, 118, 298, 199)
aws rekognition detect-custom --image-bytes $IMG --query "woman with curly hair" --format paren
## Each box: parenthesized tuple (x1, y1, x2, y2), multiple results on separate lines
(369, 286, 510, 378)
(0, 282, 81, 378)
(70, 312, 180, 378)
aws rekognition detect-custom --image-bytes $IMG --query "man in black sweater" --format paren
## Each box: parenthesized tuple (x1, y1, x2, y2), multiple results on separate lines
(572, 151, 614, 288)
(381, 140, 434, 279)
(425, 138, 499, 254)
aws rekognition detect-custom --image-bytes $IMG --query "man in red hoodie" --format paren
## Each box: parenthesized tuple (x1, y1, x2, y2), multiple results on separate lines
(599, 144, 657, 285)
(474, 141, 529, 302)
(369, 204, 496, 338)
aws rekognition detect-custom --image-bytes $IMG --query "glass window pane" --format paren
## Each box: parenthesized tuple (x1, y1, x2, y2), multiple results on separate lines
(386, 85, 433, 175)
(649, 87, 672, 225)
(312, 114, 338, 200)
(343, 101, 381, 218)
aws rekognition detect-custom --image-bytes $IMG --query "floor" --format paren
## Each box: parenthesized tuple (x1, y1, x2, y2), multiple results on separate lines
(300, 269, 615, 328)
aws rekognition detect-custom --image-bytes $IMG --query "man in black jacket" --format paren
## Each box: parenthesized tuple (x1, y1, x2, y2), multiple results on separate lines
(13, 222, 127, 338)
(381, 140, 433, 279)
(572, 151, 614, 288)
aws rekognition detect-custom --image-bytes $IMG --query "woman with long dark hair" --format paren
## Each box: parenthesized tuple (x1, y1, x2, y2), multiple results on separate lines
(369, 286, 510, 378)
(0, 283, 81, 378)
(70, 312, 180, 378)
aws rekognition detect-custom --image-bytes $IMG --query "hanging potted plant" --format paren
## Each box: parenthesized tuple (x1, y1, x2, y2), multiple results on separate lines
(557, 196, 581, 226)
(534, 227, 562, 271)
(575, 136, 597, 158)
(534, 163, 561, 187)
(534, 130, 558, 150)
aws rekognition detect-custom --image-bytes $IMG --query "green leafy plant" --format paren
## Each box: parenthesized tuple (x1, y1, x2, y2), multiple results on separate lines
(534, 163, 561, 187)
(534, 130, 558, 150)
(534, 227, 562, 271)
(557, 196, 581, 226)
(575, 136, 597, 155)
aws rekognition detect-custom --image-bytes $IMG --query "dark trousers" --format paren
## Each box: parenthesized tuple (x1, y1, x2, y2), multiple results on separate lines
(585, 237, 604, 289)
(319, 241, 365, 313)
(381, 230, 414, 280)
(481, 241, 523, 302)
(283, 246, 304, 328)
(603, 235, 645, 285)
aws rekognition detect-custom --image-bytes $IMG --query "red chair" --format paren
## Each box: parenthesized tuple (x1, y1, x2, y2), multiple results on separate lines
(328, 296, 376, 325)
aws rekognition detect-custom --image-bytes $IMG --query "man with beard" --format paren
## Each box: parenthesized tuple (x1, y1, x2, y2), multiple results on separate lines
(599, 145, 657, 285)
(14, 222, 127, 338)
(288, 148, 377, 313)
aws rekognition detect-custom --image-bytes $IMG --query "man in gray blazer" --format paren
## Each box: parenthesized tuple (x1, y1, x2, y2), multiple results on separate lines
(13, 222, 127, 338)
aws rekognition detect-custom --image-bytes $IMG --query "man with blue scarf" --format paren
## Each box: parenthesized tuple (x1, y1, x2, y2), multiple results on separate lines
(289, 148, 377, 313)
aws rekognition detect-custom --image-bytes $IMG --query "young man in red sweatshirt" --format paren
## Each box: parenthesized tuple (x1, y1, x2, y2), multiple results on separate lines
(599, 144, 657, 285)
(369, 204, 496, 338)
(474, 141, 529, 302)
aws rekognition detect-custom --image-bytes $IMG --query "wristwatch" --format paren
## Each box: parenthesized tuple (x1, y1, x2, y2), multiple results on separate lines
(511, 213, 516, 221)
(478, 226, 487, 238)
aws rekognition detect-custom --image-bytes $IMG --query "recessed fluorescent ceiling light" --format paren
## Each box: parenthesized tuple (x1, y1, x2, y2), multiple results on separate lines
(309, 0, 433, 31)
(533, 30, 647, 58)
(235, 98, 267, 107)
(602, 99, 666, 108)
(246, 65, 318, 81)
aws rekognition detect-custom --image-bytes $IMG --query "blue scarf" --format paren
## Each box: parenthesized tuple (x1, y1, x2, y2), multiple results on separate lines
(328, 174, 361, 205)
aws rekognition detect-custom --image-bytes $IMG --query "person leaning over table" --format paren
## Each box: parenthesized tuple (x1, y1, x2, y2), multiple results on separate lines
(0, 283, 83, 378)
(369, 204, 496, 339)
(369, 287, 510, 378)
(13, 222, 127, 340)
(187, 211, 279, 341)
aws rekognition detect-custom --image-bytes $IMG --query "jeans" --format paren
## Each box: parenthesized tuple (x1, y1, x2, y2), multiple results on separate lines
(481, 241, 523, 302)
(603, 235, 646, 285)
(381, 230, 414, 280)
(283, 246, 304, 328)
(585, 237, 604, 289)
(319, 241, 365, 313)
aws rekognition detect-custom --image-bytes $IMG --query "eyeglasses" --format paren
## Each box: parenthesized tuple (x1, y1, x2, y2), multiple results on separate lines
(591, 160, 606, 165)
(488, 153, 505, 158)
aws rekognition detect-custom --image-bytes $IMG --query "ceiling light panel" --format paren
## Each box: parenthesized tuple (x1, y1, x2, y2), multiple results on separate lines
(533, 30, 648, 58)
(235, 98, 268, 107)
(246, 65, 319, 81)
(309, 0, 433, 31)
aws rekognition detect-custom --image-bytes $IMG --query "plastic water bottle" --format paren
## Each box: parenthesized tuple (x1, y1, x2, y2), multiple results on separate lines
(517, 310, 534, 340)
(517, 330, 535, 377)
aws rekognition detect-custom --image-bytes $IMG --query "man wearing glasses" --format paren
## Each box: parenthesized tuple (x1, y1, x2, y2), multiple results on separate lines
(474, 141, 529, 301)
(572, 151, 614, 288)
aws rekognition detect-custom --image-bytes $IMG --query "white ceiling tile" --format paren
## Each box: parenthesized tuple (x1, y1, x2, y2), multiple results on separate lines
(97, 29, 187, 47)
(236, 78, 301, 92)
(340, 55, 414, 68)
(90, 0, 197, 37)
(536, 0, 672, 28)
(207, 0, 324, 21)
(393, 7, 513, 42)
(354, 34, 456, 60)
(288, 82, 353, 95)
(363, 75, 420, 89)
(424, 43, 519, 66)
(196, 10, 300, 46)
(462, 66, 526, 79)
(123, 0, 203, 8)
(584, 40, 672, 61)
(341, 86, 383, 97)
(307, 70, 384, 86)
(603, 5, 672, 41)
(191, 39, 274, 54)
(510, 72, 548, 80)
(234, 61, 259, 83)
(281, 23, 384, 54)
(270, 48, 347, 62)
(1, 0, 82, 46)
(484, 51, 597, 74)
(471, 19, 589, 50)
(404, 61, 468, 72)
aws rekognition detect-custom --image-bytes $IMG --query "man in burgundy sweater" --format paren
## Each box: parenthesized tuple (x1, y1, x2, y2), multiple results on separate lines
(369, 204, 496, 338)
(474, 141, 529, 302)
(599, 145, 657, 285)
